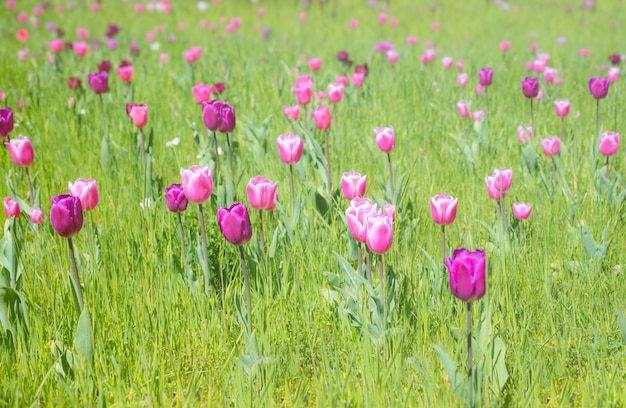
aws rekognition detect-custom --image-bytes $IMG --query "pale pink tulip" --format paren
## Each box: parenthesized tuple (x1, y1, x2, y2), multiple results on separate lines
(512, 202, 532, 220)
(517, 126, 533, 143)
(599, 132, 620, 157)
(554, 99, 570, 117)
(341, 172, 367, 200)
(540, 136, 560, 156)
(456, 100, 471, 118)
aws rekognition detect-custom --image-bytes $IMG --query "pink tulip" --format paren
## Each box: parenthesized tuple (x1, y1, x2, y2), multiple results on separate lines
(180, 165, 213, 204)
(599, 132, 620, 157)
(29, 207, 44, 224)
(517, 126, 533, 143)
(475, 83, 485, 94)
(579, 48, 590, 57)
(349, 19, 358, 29)
(378, 13, 387, 24)
(299, 12, 307, 22)
(311, 106, 331, 130)
(192, 82, 213, 104)
(246, 176, 278, 210)
(608, 67, 620, 83)
(471, 110, 485, 123)
(456, 73, 468, 88)
(554, 99, 570, 117)
(73, 42, 88, 57)
(68, 178, 99, 211)
(184, 47, 202, 64)
(327, 83, 344, 104)
(6, 135, 34, 167)
(341, 172, 367, 200)
(540, 136, 560, 157)
(49, 39, 64, 53)
(383, 203, 396, 220)
(441, 57, 453, 70)
(276, 133, 303, 164)
(390, 19, 399, 27)
(117, 60, 134, 83)
(126, 104, 148, 128)
(4, 197, 20, 218)
(336, 76, 349, 87)
(374, 126, 395, 153)
(160, 53, 168, 64)
(352, 72, 365, 87)
(365, 212, 393, 254)
(17, 50, 28, 62)
(445, 248, 486, 302)
(530, 43, 538, 54)
(533, 59, 547, 73)
(536, 90, 544, 102)
(76, 28, 88, 40)
(345, 198, 375, 243)
(386, 50, 399, 64)
(430, 194, 458, 225)
(485, 168, 512, 201)
(17, 12, 27, 23)
(283, 105, 300, 121)
(309, 58, 322, 71)
(543, 67, 557, 83)
(512, 202, 532, 220)
(146, 32, 155, 42)
(456, 100, 471, 118)
(500, 40, 511, 52)
(293, 80, 312, 105)
(406, 35, 417, 46)
(525, 61, 534, 71)
(456, 60, 464, 71)
(315, 91, 325, 102)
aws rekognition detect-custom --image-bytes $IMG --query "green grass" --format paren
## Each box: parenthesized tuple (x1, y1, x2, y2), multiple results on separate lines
(2, 0, 626, 406)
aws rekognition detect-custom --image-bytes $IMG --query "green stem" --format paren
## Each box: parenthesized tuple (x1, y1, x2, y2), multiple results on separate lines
(387, 152, 394, 201)
(259, 209, 265, 253)
(140, 129, 146, 168)
(239, 245, 252, 331)
(467, 301, 473, 404)
(441, 225, 446, 272)
(213, 131, 220, 187)
(324, 130, 332, 208)
(25, 168, 34, 207)
(178, 212, 186, 268)
(289, 164, 295, 212)
(68, 238, 84, 311)
(198, 204, 210, 293)
(379, 254, 386, 328)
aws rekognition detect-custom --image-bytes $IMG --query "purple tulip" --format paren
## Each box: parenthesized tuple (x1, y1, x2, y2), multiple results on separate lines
(588, 77, 610, 99)
(50, 194, 83, 238)
(87, 71, 109, 94)
(479, 67, 493, 87)
(202, 99, 223, 131)
(218, 102, 236, 133)
(445, 248, 486, 302)
(164, 183, 188, 212)
(521, 77, 539, 98)
(217, 202, 253, 246)
(0, 107, 14, 141)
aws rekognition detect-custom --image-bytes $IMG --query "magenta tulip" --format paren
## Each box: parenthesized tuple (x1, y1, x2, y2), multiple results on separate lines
(68, 178, 99, 211)
(512, 202, 532, 220)
(126, 104, 148, 128)
(164, 183, 188, 212)
(521, 77, 539, 98)
(180, 165, 213, 204)
(588, 77, 610, 99)
(485, 168, 512, 201)
(341, 172, 367, 200)
(246, 176, 278, 210)
(445, 248, 486, 302)
(4, 197, 20, 219)
(5, 135, 34, 167)
(218, 102, 236, 133)
(430, 194, 458, 225)
(311, 106, 331, 130)
(374, 126, 395, 153)
(202, 99, 223, 131)
(599, 132, 620, 157)
(0, 107, 14, 141)
(478, 67, 493, 87)
(554, 99, 570, 117)
(276, 133, 303, 164)
(87, 71, 108, 94)
(29, 207, 44, 224)
(365, 212, 394, 255)
(217, 202, 253, 246)
(540, 136, 560, 157)
(50, 194, 83, 238)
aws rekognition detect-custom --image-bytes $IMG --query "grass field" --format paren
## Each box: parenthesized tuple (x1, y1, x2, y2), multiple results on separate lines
(1, 0, 626, 406)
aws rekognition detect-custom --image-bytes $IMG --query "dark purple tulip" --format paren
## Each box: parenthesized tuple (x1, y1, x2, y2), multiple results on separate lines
(479, 67, 493, 87)
(445, 248, 486, 302)
(201, 99, 223, 131)
(105, 24, 120, 38)
(521, 77, 539, 98)
(609, 54, 621, 65)
(0, 107, 14, 140)
(87, 71, 108, 94)
(336, 50, 353, 66)
(97, 60, 111, 73)
(50, 194, 83, 238)
(588, 77, 610, 99)
(66, 77, 82, 90)
(218, 103, 236, 133)
(217, 202, 252, 246)
(164, 183, 188, 212)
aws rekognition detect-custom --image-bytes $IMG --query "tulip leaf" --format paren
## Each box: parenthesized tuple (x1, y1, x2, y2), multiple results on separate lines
(434, 345, 459, 390)
(521, 143, 538, 173)
(581, 224, 598, 260)
(618, 306, 626, 345)
(74, 306, 94, 367)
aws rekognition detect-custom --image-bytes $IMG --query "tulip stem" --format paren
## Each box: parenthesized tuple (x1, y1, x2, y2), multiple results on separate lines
(387, 153, 394, 201)
(357, 243, 362, 277)
(596, 99, 600, 138)
(213, 131, 220, 186)
(561, 117, 566, 141)
(139, 129, 146, 168)
(606, 156, 610, 180)
(68, 238, 84, 312)
(379, 254, 386, 328)
(467, 301, 473, 405)
(484, 87, 490, 116)
(25, 168, 34, 207)
(239, 245, 252, 331)
(441, 225, 446, 272)
(365, 249, 372, 286)
(529, 99, 534, 133)
(324, 130, 332, 209)
(259, 210, 265, 253)
(178, 212, 186, 268)
(198, 204, 211, 293)
(98, 94, 107, 139)
(289, 164, 295, 212)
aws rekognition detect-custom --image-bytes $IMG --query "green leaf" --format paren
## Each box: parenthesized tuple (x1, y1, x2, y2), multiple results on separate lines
(487, 337, 509, 393)
(617, 306, 626, 344)
(581, 224, 598, 260)
(434, 345, 459, 390)
(74, 306, 94, 367)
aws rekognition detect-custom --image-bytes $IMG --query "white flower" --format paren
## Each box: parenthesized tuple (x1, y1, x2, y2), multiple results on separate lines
(150, 42, 161, 51)
(166, 137, 180, 147)
(140, 197, 152, 209)
(197, 1, 209, 11)
(80, 109, 86, 115)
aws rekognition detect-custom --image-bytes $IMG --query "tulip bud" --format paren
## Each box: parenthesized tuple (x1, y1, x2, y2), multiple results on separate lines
(341, 172, 367, 200)
(512, 202, 532, 220)
(4, 197, 20, 218)
(164, 183, 188, 212)
(126, 103, 148, 128)
(5, 135, 34, 167)
(50, 194, 83, 238)
(0, 107, 14, 141)
(478, 67, 493, 87)
(445, 248, 486, 302)
(554, 99, 570, 118)
(485, 168, 512, 201)
(588, 77, 610, 99)
(117, 60, 133, 82)
(540, 136, 560, 157)
(311, 106, 331, 130)
(180, 165, 213, 204)
(217, 202, 253, 246)
(430, 194, 458, 225)
(599, 131, 620, 157)
(374, 126, 395, 153)
(275, 133, 303, 165)
(87, 71, 108, 94)
(246, 176, 278, 210)
(521, 77, 539, 98)
(365, 212, 394, 254)
(202, 100, 223, 131)
(68, 178, 99, 211)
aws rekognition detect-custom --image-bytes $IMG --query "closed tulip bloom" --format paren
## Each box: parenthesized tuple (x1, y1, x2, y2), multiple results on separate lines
(29, 207, 44, 224)
(72, 41, 88, 56)
(386, 50, 399, 64)
(217, 202, 252, 246)
(456, 73, 468, 88)
(246, 176, 278, 210)
(430, 194, 458, 225)
(588, 77, 610, 99)
(202, 99, 223, 131)
(512, 202, 532, 220)
(345, 198, 375, 243)
(309, 58, 322, 71)
(293, 81, 312, 105)
(541, 136, 560, 157)
(341, 172, 367, 200)
(485, 168, 512, 201)
(521, 77, 539, 98)
(126, 104, 148, 128)
(479, 67, 493, 86)
(180, 165, 213, 204)
(68, 178, 99, 211)
(283, 105, 300, 120)
(365, 212, 394, 255)
(374, 126, 395, 153)
(441, 57, 453, 70)
(276, 133, 303, 164)
(49, 38, 64, 53)
(554, 99, 570, 117)
(456, 100, 471, 118)
(517, 125, 532, 143)
(4, 197, 20, 218)
(50, 194, 83, 238)
(87, 71, 108, 94)
(311, 106, 331, 130)
(445, 248, 486, 302)
(471, 110, 485, 123)
(192, 82, 212, 104)
(327, 83, 344, 104)
(543, 67, 557, 83)
(608, 67, 620, 84)
(599, 132, 620, 157)
(98, 60, 112, 73)
(383, 203, 396, 220)
(336, 75, 349, 86)
(6, 135, 34, 167)
(352, 72, 365, 87)
(164, 183, 188, 212)
(500, 40, 511, 52)
(0, 107, 14, 140)
(218, 103, 236, 133)
(117, 60, 133, 82)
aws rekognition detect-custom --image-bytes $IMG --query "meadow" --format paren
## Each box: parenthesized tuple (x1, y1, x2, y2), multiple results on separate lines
(1, 0, 626, 406)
